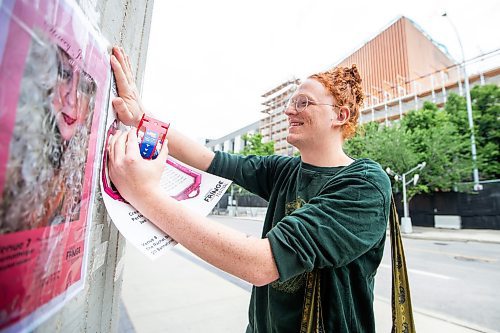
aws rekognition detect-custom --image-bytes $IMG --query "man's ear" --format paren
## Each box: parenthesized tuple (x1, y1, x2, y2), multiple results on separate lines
(336, 107, 350, 124)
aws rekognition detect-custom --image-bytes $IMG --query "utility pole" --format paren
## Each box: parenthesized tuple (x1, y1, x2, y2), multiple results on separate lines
(442, 12, 482, 191)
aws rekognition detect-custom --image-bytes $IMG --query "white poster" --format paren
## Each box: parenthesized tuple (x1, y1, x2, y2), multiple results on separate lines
(101, 84, 231, 260)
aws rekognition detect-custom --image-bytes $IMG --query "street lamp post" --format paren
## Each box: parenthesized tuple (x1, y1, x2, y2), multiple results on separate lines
(386, 162, 426, 234)
(442, 13, 482, 191)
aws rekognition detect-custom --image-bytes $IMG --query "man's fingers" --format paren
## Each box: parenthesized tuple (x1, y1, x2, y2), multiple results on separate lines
(114, 130, 128, 162)
(114, 46, 134, 83)
(107, 133, 116, 164)
(112, 97, 134, 125)
(113, 47, 132, 84)
(111, 55, 131, 96)
(126, 129, 140, 156)
(108, 129, 123, 162)
(158, 138, 170, 162)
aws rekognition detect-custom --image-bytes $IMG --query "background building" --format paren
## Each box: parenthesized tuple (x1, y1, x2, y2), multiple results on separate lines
(258, 16, 458, 156)
(339, 16, 456, 103)
(205, 121, 260, 153)
(206, 16, 500, 156)
(259, 79, 300, 156)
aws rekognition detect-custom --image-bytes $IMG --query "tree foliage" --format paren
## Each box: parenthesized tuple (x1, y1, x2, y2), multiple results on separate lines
(240, 133, 275, 156)
(446, 85, 500, 179)
(229, 133, 274, 197)
(344, 84, 499, 199)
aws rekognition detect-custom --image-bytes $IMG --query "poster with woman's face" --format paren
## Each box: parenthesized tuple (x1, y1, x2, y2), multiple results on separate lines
(0, 0, 109, 331)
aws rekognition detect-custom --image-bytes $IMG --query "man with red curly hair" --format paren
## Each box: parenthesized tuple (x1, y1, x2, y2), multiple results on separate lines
(108, 46, 391, 332)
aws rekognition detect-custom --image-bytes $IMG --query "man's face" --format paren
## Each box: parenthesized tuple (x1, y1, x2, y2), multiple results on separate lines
(284, 79, 337, 150)
(52, 51, 90, 141)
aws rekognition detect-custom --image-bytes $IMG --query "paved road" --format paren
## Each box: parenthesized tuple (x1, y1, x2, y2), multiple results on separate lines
(120, 215, 499, 332)
(213, 216, 500, 332)
(375, 238, 500, 332)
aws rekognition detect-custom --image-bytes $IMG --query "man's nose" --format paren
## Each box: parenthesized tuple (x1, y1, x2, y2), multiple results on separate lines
(284, 103, 297, 116)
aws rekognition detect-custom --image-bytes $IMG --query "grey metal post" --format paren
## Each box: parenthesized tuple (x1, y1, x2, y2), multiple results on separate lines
(440, 70, 447, 103)
(442, 13, 482, 191)
(402, 173, 408, 218)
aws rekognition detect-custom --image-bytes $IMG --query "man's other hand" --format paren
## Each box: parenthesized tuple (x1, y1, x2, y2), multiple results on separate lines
(111, 46, 145, 127)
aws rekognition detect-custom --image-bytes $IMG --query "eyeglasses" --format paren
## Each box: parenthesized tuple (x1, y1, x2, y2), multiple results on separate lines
(285, 94, 337, 113)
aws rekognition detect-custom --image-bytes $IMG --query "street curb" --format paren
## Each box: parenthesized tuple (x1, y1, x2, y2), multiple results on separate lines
(210, 214, 264, 223)
(384, 229, 500, 245)
(400, 234, 500, 245)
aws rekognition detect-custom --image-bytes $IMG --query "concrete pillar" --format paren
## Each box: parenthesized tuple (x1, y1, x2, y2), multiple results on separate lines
(34, 1, 154, 332)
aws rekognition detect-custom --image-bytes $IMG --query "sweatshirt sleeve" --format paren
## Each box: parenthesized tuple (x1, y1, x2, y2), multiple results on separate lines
(207, 151, 291, 201)
(266, 173, 390, 282)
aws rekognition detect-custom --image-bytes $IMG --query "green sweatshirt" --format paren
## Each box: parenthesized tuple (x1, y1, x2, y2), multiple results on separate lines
(207, 152, 391, 332)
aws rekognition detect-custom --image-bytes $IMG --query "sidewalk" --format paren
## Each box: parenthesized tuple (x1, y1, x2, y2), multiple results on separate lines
(120, 241, 487, 333)
(120, 244, 249, 333)
(234, 214, 500, 244)
(402, 226, 500, 244)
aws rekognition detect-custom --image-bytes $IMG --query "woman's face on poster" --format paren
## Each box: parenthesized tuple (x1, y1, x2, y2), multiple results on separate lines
(52, 49, 92, 141)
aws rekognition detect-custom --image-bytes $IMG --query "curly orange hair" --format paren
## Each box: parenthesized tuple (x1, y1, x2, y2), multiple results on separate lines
(309, 64, 364, 139)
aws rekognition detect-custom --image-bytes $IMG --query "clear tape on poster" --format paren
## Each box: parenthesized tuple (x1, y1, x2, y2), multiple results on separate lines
(0, 0, 110, 331)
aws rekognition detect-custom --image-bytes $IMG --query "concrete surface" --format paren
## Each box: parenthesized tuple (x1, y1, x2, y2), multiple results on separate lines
(33, 1, 154, 332)
(120, 218, 500, 332)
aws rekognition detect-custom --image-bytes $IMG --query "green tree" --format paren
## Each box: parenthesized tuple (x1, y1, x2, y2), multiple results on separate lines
(345, 101, 470, 199)
(346, 121, 423, 200)
(337, 85, 499, 196)
(445, 93, 468, 137)
(446, 85, 500, 180)
(471, 85, 500, 178)
(241, 133, 275, 156)
(401, 101, 470, 191)
(229, 133, 275, 197)
(344, 121, 379, 158)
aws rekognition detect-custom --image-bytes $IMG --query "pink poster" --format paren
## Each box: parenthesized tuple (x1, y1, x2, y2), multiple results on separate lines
(0, 0, 109, 331)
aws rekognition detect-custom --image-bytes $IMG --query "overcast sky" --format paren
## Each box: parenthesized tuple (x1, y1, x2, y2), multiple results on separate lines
(141, 0, 500, 141)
